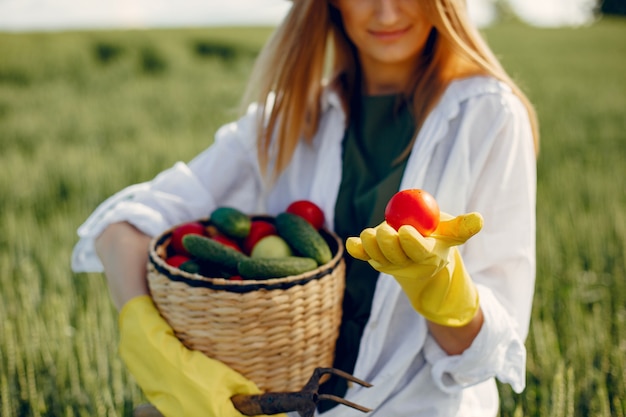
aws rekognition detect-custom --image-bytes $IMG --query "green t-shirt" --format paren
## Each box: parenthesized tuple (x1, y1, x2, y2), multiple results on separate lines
(319, 94, 415, 410)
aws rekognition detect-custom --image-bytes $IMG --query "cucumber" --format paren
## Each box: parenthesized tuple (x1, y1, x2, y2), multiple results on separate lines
(182, 234, 248, 272)
(179, 259, 201, 274)
(275, 212, 332, 265)
(210, 207, 251, 239)
(237, 257, 318, 279)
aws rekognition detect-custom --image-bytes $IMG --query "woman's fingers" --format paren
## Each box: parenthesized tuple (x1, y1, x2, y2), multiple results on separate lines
(360, 227, 390, 265)
(398, 225, 435, 262)
(347, 212, 483, 267)
(376, 223, 411, 265)
(432, 212, 484, 246)
(346, 237, 370, 261)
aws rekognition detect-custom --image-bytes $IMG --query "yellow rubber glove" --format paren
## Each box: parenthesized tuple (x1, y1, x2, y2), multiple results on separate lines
(118, 295, 283, 417)
(346, 212, 483, 327)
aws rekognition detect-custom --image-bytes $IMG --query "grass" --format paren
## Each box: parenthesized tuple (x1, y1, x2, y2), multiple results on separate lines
(0, 18, 625, 416)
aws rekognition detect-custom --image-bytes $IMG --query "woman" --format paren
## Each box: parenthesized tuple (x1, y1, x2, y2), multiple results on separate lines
(72, 0, 538, 416)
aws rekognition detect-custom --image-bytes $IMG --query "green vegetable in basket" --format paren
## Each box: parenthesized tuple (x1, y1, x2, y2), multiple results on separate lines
(179, 259, 202, 274)
(183, 234, 249, 272)
(210, 207, 251, 239)
(275, 212, 332, 265)
(238, 257, 318, 279)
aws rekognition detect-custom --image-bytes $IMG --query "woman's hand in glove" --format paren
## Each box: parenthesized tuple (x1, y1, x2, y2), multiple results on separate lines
(346, 212, 483, 327)
(119, 295, 284, 417)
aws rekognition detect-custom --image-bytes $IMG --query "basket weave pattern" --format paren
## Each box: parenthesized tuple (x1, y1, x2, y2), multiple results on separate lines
(147, 225, 346, 392)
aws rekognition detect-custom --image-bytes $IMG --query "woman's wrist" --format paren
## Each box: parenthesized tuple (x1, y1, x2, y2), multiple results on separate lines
(426, 307, 484, 356)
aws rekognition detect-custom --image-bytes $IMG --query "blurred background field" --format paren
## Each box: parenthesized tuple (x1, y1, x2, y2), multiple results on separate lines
(0, 17, 625, 417)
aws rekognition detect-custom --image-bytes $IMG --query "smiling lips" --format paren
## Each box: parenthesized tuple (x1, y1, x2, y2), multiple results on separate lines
(369, 26, 411, 41)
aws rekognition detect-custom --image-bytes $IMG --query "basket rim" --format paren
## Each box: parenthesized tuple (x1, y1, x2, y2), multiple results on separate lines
(148, 217, 345, 293)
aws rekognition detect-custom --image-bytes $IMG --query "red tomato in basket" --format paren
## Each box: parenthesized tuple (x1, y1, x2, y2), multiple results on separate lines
(165, 254, 192, 268)
(384, 189, 440, 236)
(242, 220, 277, 254)
(213, 234, 243, 252)
(170, 221, 206, 255)
(286, 200, 325, 230)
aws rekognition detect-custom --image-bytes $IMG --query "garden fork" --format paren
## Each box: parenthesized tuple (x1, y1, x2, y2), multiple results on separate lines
(231, 367, 372, 416)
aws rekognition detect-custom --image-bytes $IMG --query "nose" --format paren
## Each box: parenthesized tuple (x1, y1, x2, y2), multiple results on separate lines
(376, 0, 401, 25)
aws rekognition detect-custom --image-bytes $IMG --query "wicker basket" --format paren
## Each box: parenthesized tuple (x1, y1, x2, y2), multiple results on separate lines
(147, 218, 345, 392)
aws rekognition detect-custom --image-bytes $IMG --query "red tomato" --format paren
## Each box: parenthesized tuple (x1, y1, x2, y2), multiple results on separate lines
(165, 254, 191, 268)
(285, 200, 325, 230)
(384, 189, 440, 236)
(213, 234, 243, 252)
(229, 275, 244, 281)
(242, 220, 277, 255)
(170, 221, 206, 255)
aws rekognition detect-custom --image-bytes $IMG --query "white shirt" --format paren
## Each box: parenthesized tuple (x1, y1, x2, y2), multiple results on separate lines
(72, 76, 536, 417)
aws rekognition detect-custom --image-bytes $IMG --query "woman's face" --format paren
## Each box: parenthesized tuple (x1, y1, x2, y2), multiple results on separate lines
(332, 0, 433, 70)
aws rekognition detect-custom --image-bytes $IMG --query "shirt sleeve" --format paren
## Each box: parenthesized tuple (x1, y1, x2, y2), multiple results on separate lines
(71, 105, 265, 273)
(423, 89, 537, 394)
(424, 286, 527, 393)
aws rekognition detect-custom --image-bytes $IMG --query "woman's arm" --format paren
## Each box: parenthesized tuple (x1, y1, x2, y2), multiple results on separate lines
(96, 222, 273, 417)
(427, 308, 484, 355)
(95, 222, 152, 311)
(72, 106, 265, 276)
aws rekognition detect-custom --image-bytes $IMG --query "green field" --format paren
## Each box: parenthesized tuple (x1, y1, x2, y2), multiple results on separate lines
(1, 18, 625, 417)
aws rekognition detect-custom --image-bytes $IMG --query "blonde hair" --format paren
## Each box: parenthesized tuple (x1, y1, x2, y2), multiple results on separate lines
(242, 0, 539, 178)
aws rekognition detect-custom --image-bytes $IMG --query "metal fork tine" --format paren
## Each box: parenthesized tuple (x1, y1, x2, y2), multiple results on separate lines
(317, 394, 373, 413)
(318, 367, 373, 388)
